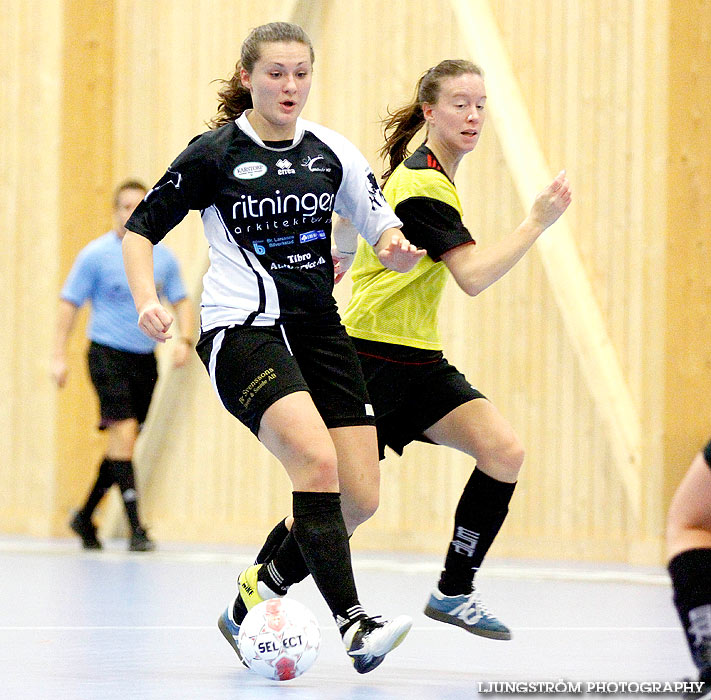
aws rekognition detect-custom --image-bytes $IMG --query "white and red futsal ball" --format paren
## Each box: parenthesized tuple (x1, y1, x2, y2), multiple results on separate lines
(238, 598, 321, 681)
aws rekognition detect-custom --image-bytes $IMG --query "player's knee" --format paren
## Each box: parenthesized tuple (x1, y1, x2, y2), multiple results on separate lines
(362, 491, 380, 521)
(298, 447, 339, 491)
(666, 500, 692, 545)
(346, 491, 379, 528)
(494, 436, 525, 482)
(665, 513, 688, 553)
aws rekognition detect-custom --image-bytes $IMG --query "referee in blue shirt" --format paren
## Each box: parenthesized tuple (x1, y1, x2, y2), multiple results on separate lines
(51, 179, 194, 551)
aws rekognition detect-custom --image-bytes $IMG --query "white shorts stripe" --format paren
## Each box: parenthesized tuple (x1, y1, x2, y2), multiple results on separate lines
(279, 324, 294, 356)
(208, 328, 228, 408)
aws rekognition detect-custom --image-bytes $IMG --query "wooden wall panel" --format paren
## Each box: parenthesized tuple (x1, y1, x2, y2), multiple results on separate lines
(664, 0, 711, 503)
(2, 0, 123, 536)
(53, 0, 116, 534)
(100, 0, 666, 561)
(461, 0, 664, 561)
(0, 0, 64, 534)
(6, 0, 708, 566)
(93, 1, 644, 557)
(0, 0, 23, 529)
(321, 0, 653, 561)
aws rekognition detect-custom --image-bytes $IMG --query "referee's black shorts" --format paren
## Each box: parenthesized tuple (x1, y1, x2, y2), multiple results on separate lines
(87, 342, 158, 430)
(196, 321, 375, 436)
(352, 337, 486, 459)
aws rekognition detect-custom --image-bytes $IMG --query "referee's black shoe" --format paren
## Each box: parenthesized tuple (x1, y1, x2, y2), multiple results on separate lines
(129, 526, 155, 552)
(69, 511, 102, 550)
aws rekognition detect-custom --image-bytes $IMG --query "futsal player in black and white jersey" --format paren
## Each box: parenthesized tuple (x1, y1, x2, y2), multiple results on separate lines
(122, 22, 424, 674)
(668, 441, 711, 699)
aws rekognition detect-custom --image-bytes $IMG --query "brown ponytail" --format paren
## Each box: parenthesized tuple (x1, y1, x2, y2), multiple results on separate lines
(209, 70, 253, 129)
(380, 60, 483, 181)
(379, 102, 426, 182)
(208, 22, 315, 129)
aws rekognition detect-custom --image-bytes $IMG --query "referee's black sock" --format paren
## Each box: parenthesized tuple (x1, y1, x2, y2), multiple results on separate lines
(438, 468, 516, 596)
(289, 491, 365, 630)
(79, 457, 115, 518)
(668, 549, 711, 681)
(108, 459, 143, 533)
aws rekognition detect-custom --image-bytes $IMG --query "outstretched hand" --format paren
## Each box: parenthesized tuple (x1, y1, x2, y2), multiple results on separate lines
(138, 301, 174, 342)
(529, 170, 572, 230)
(377, 234, 426, 273)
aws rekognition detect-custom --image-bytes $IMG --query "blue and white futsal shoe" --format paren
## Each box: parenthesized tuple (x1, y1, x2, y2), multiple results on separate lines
(424, 586, 511, 640)
(217, 596, 248, 667)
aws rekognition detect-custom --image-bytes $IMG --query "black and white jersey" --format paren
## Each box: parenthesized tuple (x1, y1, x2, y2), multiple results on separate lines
(127, 113, 401, 330)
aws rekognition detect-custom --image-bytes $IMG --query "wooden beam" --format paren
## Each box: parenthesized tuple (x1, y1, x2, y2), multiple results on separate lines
(449, 0, 643, 518)
(55, 0, 115, 535)
(664, 0, 711, 504)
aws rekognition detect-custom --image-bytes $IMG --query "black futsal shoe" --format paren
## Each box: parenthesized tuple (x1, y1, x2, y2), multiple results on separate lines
(341, 614, 412, 673)
(69, 511, 102, 550)
(129, 526, 155, 552)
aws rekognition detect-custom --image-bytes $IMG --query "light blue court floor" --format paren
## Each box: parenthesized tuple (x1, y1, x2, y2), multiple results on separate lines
(0, 537, 696, 700)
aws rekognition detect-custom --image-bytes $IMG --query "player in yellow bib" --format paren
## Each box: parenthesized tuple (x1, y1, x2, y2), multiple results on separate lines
(338, 59, 572, 639)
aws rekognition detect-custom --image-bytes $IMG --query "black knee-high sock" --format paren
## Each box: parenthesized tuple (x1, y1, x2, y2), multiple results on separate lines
(255, 518, 290, 564)
(259, 530, 310, 595)
(668, 549, 711, 681)
(79, 458, 115, 518)
(438, 468, 516, 596)
(286, 491, 364, 630)
(108, 459, 142, 532)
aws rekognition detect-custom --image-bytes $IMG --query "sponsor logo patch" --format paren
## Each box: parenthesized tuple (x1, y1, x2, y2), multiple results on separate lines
(300, 155, 331, 172)
(276, 158, 296, 175)
(299, 230, 327, 243)
(233, 162, 267, 179)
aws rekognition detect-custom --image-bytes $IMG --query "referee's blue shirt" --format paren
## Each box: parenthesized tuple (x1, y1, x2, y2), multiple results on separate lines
(61, 231, 187, 353)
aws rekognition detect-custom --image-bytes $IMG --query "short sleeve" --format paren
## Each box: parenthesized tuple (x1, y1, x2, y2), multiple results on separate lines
(394, 197, 474, 260)
(329, 140, 402, 245)
(60, 245, 96, 307)
(127, 133, 220, 244)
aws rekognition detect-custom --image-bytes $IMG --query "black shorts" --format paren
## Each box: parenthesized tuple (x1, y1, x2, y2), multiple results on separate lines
(352, 337, 486, 459)
(87, 342, 158, 430)
(703, 439, 711, 467)
(196, 322, 375, 436)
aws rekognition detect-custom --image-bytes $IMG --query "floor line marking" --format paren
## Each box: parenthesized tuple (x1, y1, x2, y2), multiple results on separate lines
(0, 625, 681, 632)
(0, 540, 670, 586)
